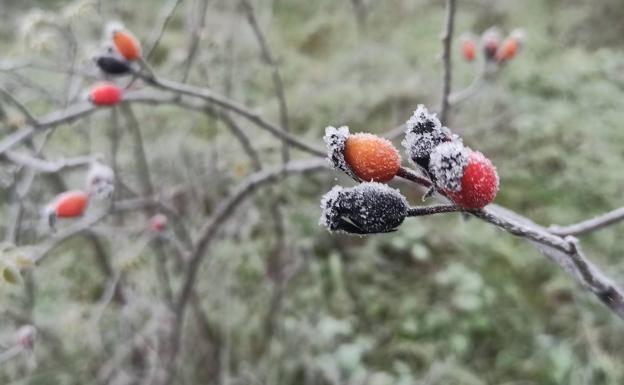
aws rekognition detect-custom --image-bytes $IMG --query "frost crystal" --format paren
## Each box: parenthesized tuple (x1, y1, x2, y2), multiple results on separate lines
(86, 161, 115, 200)
(320, 182, 408, 235)
(429, 141, 470, 192)
(401, 105, 454, 165)
(323, 125, 359, 181)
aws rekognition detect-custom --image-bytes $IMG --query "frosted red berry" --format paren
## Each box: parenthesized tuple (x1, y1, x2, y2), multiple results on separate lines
(89, 83, 122, 106)
(445, 152, 499, 209)
(149, 214, 168, 232)
(51, 190, 89, 218)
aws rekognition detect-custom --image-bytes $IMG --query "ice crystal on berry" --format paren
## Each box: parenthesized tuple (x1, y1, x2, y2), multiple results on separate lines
(323, 125, 359, 181)
(429, 141, 470, 192)
(402, 105, 454, 165)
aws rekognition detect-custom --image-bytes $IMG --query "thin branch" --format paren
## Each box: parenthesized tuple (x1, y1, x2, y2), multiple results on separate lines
(241, 0, 291, 163)
(439, 0, 456, 125)
(158, 158, 328, 385)
(549, 207, 624, 237)
(407, 204, 460, 216)
(145, 0, 184, 61)
(0, 87, 39, 126)
(3, 151, 96, 173)
(138, 74, 325, 156)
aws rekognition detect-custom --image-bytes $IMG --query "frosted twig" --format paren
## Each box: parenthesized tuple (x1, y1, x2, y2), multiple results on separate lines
(549, 206, 624, 237)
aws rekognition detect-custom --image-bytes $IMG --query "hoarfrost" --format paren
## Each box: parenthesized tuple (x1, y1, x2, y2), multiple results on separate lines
(429, 141, 470, 192)
(323, 125, 359, 181)
(402, 104, 455, 163)
(320, 182, 408, 235)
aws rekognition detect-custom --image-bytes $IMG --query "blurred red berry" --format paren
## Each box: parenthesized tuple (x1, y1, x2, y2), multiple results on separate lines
(149, 214, 168, 232)
(460, 34, 477, 62)
(50, 191, 89, 218)
(89, 83, 122, 106)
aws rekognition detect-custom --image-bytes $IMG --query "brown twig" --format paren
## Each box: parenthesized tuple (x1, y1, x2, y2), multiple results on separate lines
(439, 0, 456, 125)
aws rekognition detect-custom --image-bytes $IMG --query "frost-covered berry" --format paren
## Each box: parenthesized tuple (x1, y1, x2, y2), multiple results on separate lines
(89, 82, 122, 106)
(324, 126, 400, 182)
(429, 142, 499, 209)
(46, 190, 89, 229)
(481, 27, 502, 61)
(107, 23, 142, 61)
(149, 213, 168, 232)
(401, 104, 454, 170)
(496, 29, 525, 63)
(320, 182, 408, 234)
(86, 161, 115, 199)
(429, 141, 469, 192)
(460, 33, 477, 62)
(94, 54, 133, 76)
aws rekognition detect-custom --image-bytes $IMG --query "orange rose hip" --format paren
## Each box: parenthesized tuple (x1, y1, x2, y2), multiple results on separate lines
(343, 133, 400, 182)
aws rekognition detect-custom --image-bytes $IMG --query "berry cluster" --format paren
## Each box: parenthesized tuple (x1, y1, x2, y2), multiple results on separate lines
(45, 161, 114, 230)
(88, 23, 143, 106)
(460, 27, 525, 65)
(320, 105, 499, 235)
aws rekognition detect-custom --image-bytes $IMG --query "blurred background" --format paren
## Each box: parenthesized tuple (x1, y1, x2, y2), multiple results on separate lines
(1, 0, 624, 384)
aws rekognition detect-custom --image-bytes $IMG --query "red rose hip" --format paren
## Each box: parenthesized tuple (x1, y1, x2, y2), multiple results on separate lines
(89, 83, 122, 106)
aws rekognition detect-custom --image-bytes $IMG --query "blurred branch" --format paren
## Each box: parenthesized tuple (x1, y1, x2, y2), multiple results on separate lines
(180, 0, 209, 83)
(138, 74, 325, 156)
(241, 0, 291, 163)
(3, 151, 96, 173)
(0, 87, 38, 126)
(156, 158, 328, 385)
(145, 0, 184, 61)
(439, 0, 456, 125)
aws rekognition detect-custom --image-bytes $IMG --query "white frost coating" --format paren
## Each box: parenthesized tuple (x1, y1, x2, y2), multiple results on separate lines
(429, 141, 470, 192)
(323, 125, 359, 181)
(320, 182, 408, 234)
(86, 161, 115, 200)
(319, 185, 344, 230)
(402, 104, 454, 161)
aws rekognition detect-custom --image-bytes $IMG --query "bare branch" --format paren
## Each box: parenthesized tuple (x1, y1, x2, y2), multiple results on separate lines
(145, 0, 184, 61)
(241, 0, 291, 163)
(549, 207, 624, 237)
(439, 0, 456, 125)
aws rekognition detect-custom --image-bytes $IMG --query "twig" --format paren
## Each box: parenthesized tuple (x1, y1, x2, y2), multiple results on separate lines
(241, 0, 291, 163)
(145, 0, 184, 61)
(439, 0, 456, 125)
(0, 87, 39, 126)
(407, 205, 459, 216)
(158, 158, 328, 385)
(138, 74, 325, 156)
(180, 0, 209, 83)
(549, 207, 624, 237)
(3, 151, 96, 173)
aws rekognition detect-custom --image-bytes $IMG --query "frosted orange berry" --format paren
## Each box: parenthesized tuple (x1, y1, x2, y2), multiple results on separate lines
(343, 133, 400, 182)
(112, 30, 141, 61)
(496, 37, 519, 62)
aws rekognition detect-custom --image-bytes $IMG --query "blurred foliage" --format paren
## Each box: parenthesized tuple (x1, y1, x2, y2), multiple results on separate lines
(1, 0, 624, 384)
